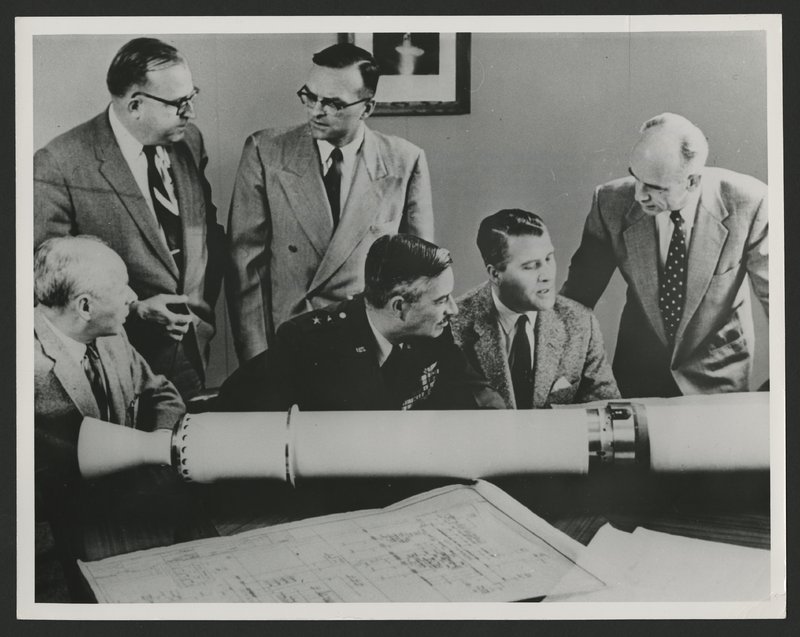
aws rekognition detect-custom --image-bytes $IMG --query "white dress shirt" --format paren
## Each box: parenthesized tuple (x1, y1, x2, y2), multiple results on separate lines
(491, 289, 537, 369)
(655, 190, 699, 267)
(316, 124, 365, 219)
(39, 312, 90, 366)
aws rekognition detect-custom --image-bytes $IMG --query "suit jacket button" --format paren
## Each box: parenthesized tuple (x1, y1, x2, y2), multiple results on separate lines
(288, 245, 298, 253)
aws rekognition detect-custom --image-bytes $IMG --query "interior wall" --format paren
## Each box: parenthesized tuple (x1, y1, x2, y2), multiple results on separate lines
(32, 31, 769, 389)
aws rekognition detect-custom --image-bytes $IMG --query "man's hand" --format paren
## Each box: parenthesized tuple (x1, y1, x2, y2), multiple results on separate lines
(131, 294, 193, 342)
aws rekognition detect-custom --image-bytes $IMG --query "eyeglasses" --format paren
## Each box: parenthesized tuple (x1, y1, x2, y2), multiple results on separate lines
(132, 87, 200, 117)
(296, 85, 371, 115)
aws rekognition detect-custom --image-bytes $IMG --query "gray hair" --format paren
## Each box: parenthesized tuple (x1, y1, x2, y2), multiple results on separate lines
(34, 236, 124, 308)
(640, 112, 709, 172)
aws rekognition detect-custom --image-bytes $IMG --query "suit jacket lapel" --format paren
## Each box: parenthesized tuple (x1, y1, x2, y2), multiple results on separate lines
(96, 338, 133, 426)
(623, 203, 669, 346)
(532, 309, 565, 408)
(277, 125, 332, 258)
(310, 127, 387, 292)
(674, 185, 729, 358)
(93, 114, 179, 279)
(34, 309, 100, 418)
(167, 145, 201, 287)
(470, 285, 515, 408)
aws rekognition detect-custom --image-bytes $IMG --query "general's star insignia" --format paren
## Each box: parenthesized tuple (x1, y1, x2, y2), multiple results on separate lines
(312, 317, 321, 325)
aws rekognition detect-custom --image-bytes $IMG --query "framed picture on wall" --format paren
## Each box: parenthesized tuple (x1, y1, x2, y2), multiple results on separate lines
(338, 32, 470, 115)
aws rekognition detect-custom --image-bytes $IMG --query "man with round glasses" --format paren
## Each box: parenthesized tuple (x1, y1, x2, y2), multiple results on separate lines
(34, 37, 225, 401)
(227, 42, 434, 364)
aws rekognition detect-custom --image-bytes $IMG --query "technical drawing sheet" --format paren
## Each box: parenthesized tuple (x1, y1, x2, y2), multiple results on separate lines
(78, 480, 606, 602)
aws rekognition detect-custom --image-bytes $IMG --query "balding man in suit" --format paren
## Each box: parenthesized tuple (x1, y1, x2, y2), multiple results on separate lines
(34, 236, 183, 484)
(561, 113, 768, 397)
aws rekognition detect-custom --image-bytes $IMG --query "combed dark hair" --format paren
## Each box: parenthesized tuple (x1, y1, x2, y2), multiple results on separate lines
(106, 37, 185, 97)
(364, 234, 452, 308)
(312, 42, 380, 97)
(34, 235, 117, 308)
(476, 209, 548, 270)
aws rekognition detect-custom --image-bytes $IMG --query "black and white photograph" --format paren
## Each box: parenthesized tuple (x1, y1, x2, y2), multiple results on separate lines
(15, 14, 784, 621)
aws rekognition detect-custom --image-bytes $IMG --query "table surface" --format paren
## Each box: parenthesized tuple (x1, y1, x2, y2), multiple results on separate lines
(38, 466, 771, 602)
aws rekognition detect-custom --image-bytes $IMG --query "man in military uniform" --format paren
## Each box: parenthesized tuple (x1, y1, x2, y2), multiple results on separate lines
(219, 234, 504, 411)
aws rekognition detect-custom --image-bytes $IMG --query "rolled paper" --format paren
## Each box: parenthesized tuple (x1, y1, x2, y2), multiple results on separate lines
(173, 411, 289, 483)
(290, 409, 591, 480)
(645, 392, 769, 471)
(77, 418, 172, 479)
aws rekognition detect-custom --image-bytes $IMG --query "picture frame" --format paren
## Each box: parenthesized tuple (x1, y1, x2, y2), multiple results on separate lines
(338, 32, 471, 115)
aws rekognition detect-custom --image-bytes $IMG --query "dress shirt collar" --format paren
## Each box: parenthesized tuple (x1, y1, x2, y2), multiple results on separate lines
(365, 308, 395, 367)
(316, 124, 365, 169)
(490, 287, 538, 336)
(109, 104, 172, 167)
(108, 103, 147, 164)
(655, 187, 700, 236)
(39, 311, 90, 366)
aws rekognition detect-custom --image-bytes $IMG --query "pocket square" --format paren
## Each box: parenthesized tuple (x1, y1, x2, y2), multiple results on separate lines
(550, 376, 572, 392)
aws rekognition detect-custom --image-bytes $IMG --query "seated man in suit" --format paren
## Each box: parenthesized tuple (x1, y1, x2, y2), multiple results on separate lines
(34, 235, 184, 484)
(226, 42, 434, 363)
(452, 209, 619, 408)
(561, 113, 768, 397)
(219, 234, 504, 411)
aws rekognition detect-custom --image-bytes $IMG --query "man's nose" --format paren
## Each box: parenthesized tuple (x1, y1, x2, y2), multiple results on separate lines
(308, 99, 326, 116)
(182, 102, 197, 120)
(540, 263, 555, 282)
(446, 296, 458, 316)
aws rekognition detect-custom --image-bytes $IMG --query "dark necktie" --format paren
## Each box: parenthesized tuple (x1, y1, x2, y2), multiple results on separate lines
(83, 342, 109, 420)
(659, 211, 688, 344)
(143, 145, 183, 272)
(323, 147, 343, 229)
(510, 315, 533, 409)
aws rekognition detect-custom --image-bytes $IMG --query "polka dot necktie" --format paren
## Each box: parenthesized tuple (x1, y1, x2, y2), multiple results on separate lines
(659, 211, 688, 344)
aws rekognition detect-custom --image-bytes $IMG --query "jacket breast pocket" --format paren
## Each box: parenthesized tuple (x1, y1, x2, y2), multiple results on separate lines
(369, 221, 400, 238)
(547, 379, 580, 405)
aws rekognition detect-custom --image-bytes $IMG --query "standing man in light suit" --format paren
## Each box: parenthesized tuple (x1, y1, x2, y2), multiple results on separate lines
(561, 113, 769, 397)
(227, 42, 434, 363)
(34, 37, 225, 400)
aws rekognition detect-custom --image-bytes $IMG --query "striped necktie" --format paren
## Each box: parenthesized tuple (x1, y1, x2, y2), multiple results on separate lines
(83, 342, 109, 420)
(143, 145, 183, 272)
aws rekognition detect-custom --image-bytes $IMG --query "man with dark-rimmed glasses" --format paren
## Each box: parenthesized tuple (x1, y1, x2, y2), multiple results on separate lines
(227, 42, 434, 364)
(34, 37, 225, 400)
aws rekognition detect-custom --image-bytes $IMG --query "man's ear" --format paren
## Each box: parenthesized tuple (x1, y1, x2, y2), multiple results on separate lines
(360, 99, 376, 120)
(126, 94, 142, 117)
(74, 293, 92, 321)
(687, 173, 702, 191)
(486, 263, 501, 284)
(389, 295, 406, 319)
